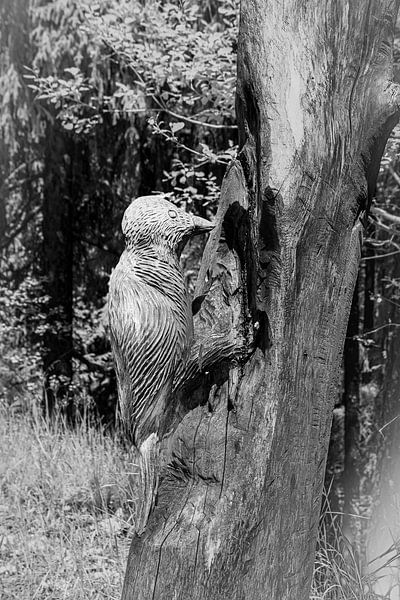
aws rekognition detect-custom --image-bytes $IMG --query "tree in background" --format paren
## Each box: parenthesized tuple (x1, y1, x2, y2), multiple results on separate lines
(0, 0, 44, 407)
(333, 126, 400, 593)
(1, 0, 238, 421)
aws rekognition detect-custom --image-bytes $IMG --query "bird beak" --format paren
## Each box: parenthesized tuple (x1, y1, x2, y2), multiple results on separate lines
(192, 215, 215, 235)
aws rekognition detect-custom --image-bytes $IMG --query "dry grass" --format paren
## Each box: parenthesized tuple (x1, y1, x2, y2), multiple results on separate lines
(0, 406, 138, 600)
(311, 493, 400, 600)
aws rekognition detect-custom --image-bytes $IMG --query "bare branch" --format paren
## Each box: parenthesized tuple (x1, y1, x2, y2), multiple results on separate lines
(357, 322, 400, 336)
(371, 206, 400, 225)
(361, 249, 400, 261)
(161, 108, 237, 131)
(388, 166, 400, 188)
(0, 208, 41, 251)
(72, 350, 112, 373)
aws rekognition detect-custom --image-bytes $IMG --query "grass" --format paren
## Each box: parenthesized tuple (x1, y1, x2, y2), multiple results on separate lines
(311, 493, 400, 600)
(0, 406, 138, 600)
(1, 404, 399, 599)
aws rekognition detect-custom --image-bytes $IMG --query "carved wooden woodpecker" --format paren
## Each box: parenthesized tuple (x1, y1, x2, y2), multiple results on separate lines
(108, 195, 213, 531)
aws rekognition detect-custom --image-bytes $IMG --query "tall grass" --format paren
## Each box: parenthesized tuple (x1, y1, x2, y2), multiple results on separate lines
(1, 404, 399, 599)
(0, 406, 138, 600)
(311, 492, 400, 600)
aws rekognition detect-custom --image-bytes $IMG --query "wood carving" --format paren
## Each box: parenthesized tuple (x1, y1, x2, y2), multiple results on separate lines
(117, 2, 400, 599)
(108, 191, 250, 533)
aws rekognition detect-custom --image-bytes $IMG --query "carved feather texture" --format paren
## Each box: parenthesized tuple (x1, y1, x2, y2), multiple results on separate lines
(108, 250, 190, 444)
(108, 196, 213, 532)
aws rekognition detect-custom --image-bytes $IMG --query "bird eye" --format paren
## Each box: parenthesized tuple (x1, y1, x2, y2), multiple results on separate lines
(168, 209, 178, 219)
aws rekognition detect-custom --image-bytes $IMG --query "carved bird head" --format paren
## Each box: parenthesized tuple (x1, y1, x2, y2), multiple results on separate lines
(122, 195, 214, 257)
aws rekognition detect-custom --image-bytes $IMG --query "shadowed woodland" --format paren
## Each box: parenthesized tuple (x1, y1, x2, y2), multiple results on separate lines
(2, 1, 400, 598)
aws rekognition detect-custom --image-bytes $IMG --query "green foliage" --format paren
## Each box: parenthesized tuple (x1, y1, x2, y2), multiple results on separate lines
(29, 0, 237, 126)
(86, 0, 237, 119)
(0, 0, 240, 416)
(28, 0, 239, 200)
(0, 278, 46, 408)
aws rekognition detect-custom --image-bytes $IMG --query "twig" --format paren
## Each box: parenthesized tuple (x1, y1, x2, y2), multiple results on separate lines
(72, 350, 112, 374)
(102, 38, 236, 131)
(161, 108, 237, 130)
(0, 208, 41, 250)
(361, 249, 400, 261)
(378, 414, 400, 436)
(358, 323, 400, 337)
(389, 165, 400, 187)
(371, 205, 400, 225)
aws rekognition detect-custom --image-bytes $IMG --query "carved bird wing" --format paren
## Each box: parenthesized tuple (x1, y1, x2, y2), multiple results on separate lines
(109, 267, 186, 445)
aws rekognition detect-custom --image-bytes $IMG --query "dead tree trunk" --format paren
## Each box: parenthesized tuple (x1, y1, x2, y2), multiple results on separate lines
(122, 2, 400, 599)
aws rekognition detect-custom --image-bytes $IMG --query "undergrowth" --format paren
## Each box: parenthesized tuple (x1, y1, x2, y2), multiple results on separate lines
(311, 493, 400, 600)
(0, 406, 138, 600)
(1, 404, 399, 599)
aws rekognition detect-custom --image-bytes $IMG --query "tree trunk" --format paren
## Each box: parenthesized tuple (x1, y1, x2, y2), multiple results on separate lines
(42, 125, 73, 419)
(341, 276, 364, 550)
(342, 246, 384, 554)
(322, 280, 360, 535)
(122, 2, 400, 599)
(366, 323, 400, 595)
(365, 249, 400, 594)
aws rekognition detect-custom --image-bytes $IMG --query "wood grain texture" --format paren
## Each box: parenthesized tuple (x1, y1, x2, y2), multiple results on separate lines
(108, 196, 216, 532)
(122, 2, 400, 599)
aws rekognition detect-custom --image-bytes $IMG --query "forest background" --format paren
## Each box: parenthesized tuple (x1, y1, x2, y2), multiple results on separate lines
(1, 1, 400, 599)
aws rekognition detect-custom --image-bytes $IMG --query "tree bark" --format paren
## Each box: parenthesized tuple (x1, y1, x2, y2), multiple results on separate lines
(122, 2, 400, 599)
(341, 277, 364, 549)
(42, 125, 73, 419)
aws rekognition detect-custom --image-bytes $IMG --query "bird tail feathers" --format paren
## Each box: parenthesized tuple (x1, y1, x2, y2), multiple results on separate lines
(136, 433, 159, 534)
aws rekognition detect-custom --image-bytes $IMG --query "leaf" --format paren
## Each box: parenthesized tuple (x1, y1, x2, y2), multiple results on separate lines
(170, 121, 185, 134)
(64, 67, 81, 77)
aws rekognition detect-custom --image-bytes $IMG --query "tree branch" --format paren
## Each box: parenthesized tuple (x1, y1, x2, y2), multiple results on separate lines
(0, 207, 41, 250)
(371, 206, 400, 225)
(162, 108, 237, 130)
(361, 249, 400, 261)
(388, 166, 400, 187)
(72, 350, 112, 373)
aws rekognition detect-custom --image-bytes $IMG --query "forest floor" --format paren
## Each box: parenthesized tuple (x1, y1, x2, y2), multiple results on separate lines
(0, 407, 138, 600)
(0, 405, 393, 600)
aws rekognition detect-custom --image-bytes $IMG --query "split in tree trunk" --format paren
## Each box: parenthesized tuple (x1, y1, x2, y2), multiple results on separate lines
(342, 279, 361, 544)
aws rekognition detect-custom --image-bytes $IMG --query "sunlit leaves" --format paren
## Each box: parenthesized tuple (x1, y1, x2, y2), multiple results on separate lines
(84, 0, 238, 122)
(170, 122, 185, 134)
